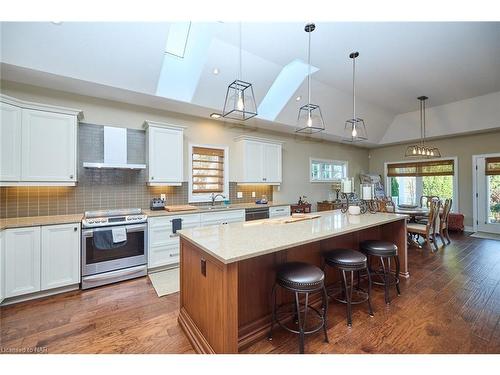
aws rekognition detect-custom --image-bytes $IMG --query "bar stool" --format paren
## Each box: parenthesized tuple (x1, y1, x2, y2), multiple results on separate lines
(268, 261, 329, 354)
(359, 240, 401, 304)
(323, 249, 374, 327)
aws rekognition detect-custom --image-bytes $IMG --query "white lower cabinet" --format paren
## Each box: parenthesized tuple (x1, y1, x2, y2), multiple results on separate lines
(269, 205, 291, 218)
(41, 224, 81, 290)
(148, 214, 201, 268)
(147, 210, 246, 269)
(3, 223, 80, 300)
(5, 227, 41, 298)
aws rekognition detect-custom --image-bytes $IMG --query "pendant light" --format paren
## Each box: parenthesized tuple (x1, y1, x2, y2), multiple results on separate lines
(296, 23, 325, 134)
(405, 96, 441, 158)
(222, 22, 257, 121)
(343, 51, 367, 142)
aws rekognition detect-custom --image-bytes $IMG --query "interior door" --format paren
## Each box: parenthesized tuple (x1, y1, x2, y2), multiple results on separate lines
(476, 157, 500, 234)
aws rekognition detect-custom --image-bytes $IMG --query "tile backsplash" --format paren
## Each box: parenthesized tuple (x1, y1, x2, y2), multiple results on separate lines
(0, 123, 272, 218)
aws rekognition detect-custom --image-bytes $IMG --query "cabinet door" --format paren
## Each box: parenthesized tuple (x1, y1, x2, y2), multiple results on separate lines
(0, 102, 22, 181)
(244, 141, 263, 182)
(21, 109, 77, 182)
(0, 231, 4, 304)
(5, 227, 41, 298)
(41, 224, 81, 290)
(263, 143, 282, 183)
(149, 126, 183, 183)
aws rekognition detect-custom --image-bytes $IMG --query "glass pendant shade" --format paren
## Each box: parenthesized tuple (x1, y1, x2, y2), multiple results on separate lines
(405, 96, 441, 158)
(222, 23, 257, 121)
(343, 52, 367, 143)
(297, 104, 325, 134)
(222, 79, 257, 120)
(296, 23, 325, 134)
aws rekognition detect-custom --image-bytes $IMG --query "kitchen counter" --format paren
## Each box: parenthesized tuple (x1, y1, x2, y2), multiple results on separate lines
(144, 201, 290, 217)
(179, 210, 407, 264)
(0, 214, 83, 230)
(178, 209, 409, 353)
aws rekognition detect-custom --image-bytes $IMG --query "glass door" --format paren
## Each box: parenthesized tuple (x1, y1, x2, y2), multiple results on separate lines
(477, 157, 500, 234)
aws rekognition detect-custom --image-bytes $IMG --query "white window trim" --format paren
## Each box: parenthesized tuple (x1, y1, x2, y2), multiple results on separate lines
(383, 156, 459, 212)
(472, 152, 500, 232)
(188, 143, 229, 204)
(309, 157, 348, 183)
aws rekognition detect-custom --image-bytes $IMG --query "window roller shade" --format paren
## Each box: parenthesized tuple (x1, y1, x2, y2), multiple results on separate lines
(387, 160, 454, 177)
(485, 157, 500, 176)
(192, 146, 225, 193)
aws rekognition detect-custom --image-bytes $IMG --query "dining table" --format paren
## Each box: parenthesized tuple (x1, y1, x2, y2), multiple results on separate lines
(394, 206, 434, 248)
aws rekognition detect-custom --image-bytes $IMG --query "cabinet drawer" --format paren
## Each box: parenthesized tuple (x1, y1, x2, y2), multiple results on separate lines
(149, 214, 200, 246)
(149, 243, 180, 268)
(200, 210, 245, 226)
(269, 205, 290, 217)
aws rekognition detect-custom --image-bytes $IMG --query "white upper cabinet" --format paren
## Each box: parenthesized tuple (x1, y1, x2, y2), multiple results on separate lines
(0, 102, 22, 181)
(144, 121, 186, 186)
(41, 224, 81, 291)
(21, 109, 77, 182)
(233, 136, 283, 184)
(0, 94, 82, 186)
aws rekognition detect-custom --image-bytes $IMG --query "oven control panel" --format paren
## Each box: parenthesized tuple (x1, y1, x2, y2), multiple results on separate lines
(82, 214, 147, 228)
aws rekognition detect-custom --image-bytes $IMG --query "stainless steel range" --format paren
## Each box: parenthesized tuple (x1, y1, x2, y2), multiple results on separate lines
(81, 208, 148, 289)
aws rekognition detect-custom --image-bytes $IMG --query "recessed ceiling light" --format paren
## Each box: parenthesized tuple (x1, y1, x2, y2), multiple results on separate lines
(51, 21, 63, 25)
(296, 96, 302, 101)
(213, 68, 220, 75)
(210, 113, 222, 119)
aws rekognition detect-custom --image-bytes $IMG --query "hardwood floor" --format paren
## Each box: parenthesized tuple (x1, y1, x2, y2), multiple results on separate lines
(1, 232, 499, 354)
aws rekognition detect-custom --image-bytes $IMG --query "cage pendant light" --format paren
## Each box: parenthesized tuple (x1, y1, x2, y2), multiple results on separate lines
(296, 23, 325, 134)
(222, 22, 257, 121)
(405, 96, 441, 158)
(343, 52, 367, 142)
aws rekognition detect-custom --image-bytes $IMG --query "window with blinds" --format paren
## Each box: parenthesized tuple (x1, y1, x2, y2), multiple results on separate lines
(387, 160, 454, 177)
(485, 157, 500, 176)
(191, 146, 225, 193)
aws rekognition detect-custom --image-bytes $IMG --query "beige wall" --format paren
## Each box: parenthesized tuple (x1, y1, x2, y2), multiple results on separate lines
(369, 131, 500, 227)
(1, 80, 369, 208)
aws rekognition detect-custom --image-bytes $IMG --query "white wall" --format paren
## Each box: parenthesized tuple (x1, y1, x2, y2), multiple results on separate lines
(1, 80, 369, 207)
(380, 91, 500, 145)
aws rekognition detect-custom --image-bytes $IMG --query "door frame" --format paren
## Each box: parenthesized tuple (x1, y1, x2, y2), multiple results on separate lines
(472, 152, 500, 233)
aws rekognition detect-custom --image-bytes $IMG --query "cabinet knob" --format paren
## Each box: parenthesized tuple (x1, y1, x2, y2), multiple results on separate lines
(151, 176, 154, 180)
(70, 175, 74, 179)
(74, 227, 78, 231)
(263, 177, 267, 181)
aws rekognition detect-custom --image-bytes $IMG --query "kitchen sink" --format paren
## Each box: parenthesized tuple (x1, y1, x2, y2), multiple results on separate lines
(197, 205, 232, 211)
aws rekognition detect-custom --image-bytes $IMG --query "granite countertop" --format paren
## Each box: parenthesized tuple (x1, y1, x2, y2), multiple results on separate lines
(144, 201, 291, 217)
(178, 210, 408, 264)
(0, 214, 84, 231)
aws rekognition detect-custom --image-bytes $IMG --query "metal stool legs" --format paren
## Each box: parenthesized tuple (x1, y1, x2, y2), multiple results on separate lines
(369, 255, 401, 305)
(339, 268, 373, 327)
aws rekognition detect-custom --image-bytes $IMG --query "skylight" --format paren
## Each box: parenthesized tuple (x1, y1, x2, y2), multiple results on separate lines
(164, 22, 191, 58)
(257, 59, 319, 121)
(157, 23, 214, 103)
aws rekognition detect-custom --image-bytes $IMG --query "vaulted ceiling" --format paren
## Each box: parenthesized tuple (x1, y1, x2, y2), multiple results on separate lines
(1, 22, 500, 146)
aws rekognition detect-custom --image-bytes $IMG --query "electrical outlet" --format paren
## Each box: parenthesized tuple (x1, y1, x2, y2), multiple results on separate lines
(252, 191, 256, 198)
(160, 194, 166, 201)
(237, 192, 243, 199)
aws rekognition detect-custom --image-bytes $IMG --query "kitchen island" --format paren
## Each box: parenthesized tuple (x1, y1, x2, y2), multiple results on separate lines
(177, 210, 408, 354)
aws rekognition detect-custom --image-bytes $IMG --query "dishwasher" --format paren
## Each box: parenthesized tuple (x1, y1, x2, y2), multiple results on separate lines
(245, 206, 270, 221)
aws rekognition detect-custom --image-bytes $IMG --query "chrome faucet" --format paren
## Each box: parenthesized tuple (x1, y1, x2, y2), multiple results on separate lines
(210, 193, 226, 206)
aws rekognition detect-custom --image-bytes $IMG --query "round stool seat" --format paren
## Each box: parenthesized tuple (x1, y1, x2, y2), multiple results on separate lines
(360, 240, 397, 257)
(276, 262, 324, 291)
(324, 249, 367, 270)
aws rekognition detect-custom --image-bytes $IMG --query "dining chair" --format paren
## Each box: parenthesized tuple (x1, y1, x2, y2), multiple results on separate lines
(437, 198, 453, 246)
(416, 195, 440, 223)
(407, 200, 441, 252)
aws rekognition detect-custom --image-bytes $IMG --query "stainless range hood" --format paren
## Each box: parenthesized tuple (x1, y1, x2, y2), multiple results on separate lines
(83, 126, 146, 170)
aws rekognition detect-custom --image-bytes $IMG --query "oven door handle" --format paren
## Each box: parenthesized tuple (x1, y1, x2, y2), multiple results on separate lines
(82, 223, 147, 237)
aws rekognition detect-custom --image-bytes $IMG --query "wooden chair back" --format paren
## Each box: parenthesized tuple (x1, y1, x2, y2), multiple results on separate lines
(427, 200, 441, 234)
(420, 195, 440, 208)
(441, 198, 452, 229)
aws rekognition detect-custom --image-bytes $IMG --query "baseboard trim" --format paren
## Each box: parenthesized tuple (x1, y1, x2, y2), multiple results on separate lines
(464, 226, 474, 233)
(1, 284, 80, 306)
